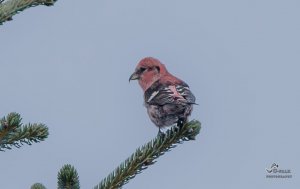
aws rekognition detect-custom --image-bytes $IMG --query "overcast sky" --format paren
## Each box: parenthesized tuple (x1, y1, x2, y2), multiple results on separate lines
(0, 0, 299, 188)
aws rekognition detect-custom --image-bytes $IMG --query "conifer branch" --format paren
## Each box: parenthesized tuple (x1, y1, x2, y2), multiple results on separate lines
(94, 120, 201, 189)
(0, 112, 48, 151)
(57, 164, 80, 189)
(31, 183, 47, 189)
(0, 0, 57, 25)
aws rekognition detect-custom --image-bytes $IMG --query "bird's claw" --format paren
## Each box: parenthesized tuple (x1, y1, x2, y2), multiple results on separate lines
(177, 118, 185, 128)
(157, 129, 165, 138)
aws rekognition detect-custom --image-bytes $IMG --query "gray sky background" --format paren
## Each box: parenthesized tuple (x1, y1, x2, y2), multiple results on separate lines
(1, 0, 299, 188)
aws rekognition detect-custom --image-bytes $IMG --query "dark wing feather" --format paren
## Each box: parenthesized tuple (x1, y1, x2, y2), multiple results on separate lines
(175, 85, 196, 104)
(144, 81, 196, 105)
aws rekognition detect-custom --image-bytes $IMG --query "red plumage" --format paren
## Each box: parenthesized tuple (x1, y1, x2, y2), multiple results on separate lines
(129, 57, 196, 129)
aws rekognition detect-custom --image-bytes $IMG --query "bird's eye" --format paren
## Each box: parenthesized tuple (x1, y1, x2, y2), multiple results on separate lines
(140, 67, 146, 72)
(155, 66, 160, 72)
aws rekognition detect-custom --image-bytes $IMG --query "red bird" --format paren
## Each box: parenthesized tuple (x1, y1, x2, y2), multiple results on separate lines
(129, 57, 196, 132)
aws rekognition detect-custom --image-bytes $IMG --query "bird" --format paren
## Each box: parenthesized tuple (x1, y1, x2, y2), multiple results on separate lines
(129, 57, 196, 134)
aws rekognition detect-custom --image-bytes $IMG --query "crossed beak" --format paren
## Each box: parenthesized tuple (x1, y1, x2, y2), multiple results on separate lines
(129, 72, 140, 82)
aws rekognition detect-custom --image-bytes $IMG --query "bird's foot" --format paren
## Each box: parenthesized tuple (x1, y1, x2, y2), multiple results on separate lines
(177, 118, 185, 128)
(157, 128, 165, 138)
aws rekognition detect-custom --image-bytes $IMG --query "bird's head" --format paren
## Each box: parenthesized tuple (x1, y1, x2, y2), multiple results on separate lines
(129, 57, 168, 91)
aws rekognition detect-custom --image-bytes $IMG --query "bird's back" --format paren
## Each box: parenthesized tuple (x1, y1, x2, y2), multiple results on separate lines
(144, 78, 196, 127)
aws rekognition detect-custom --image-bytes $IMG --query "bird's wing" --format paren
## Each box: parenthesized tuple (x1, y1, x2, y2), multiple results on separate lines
(175, 84, 196, 104)
(144, 81, 196, 105)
